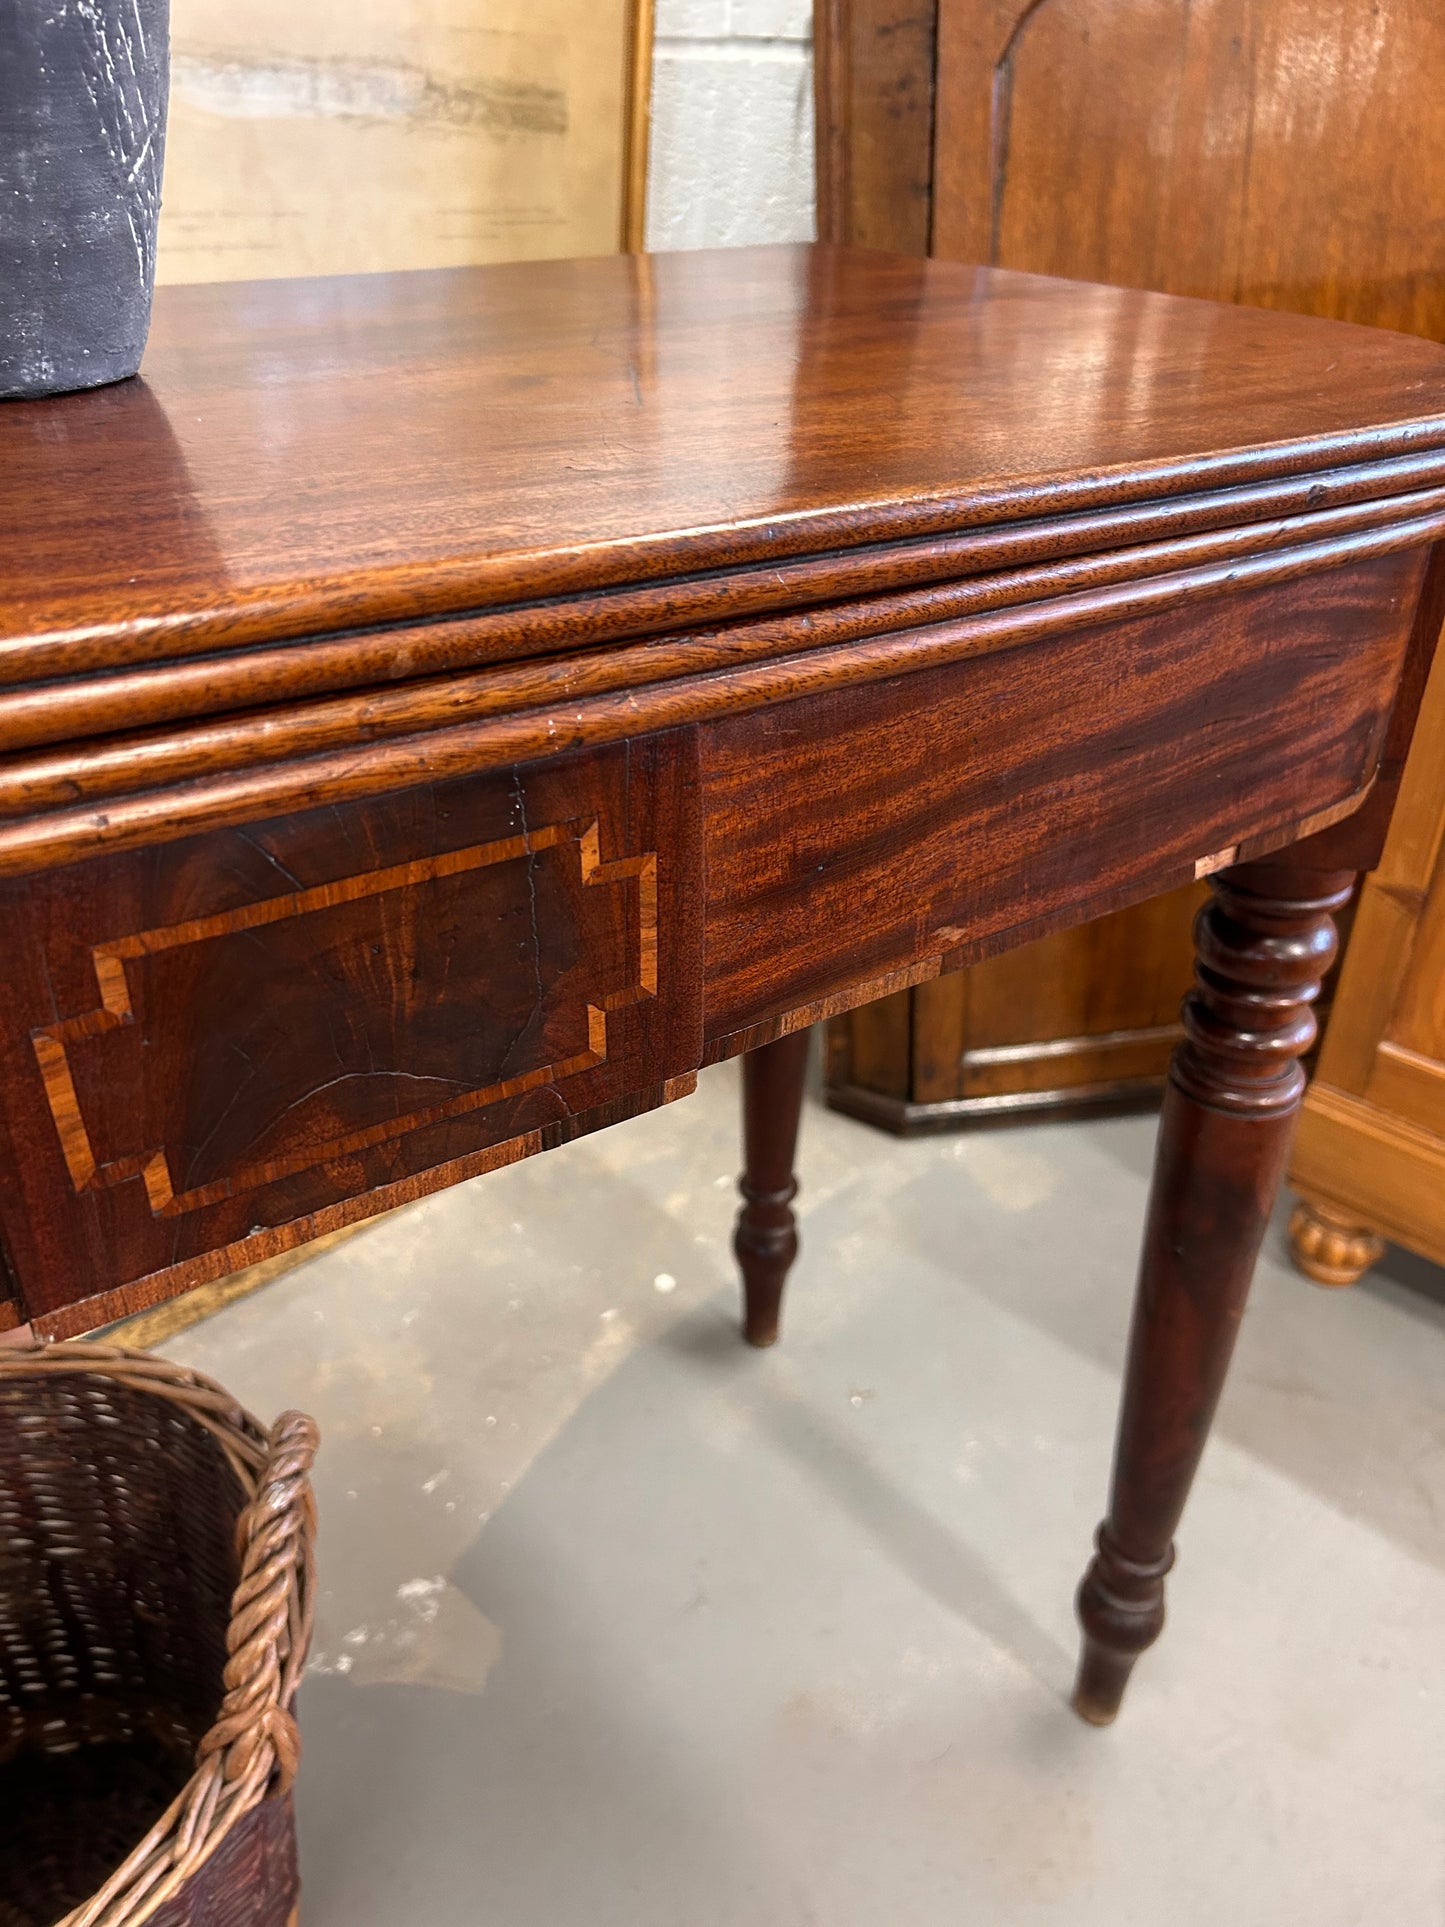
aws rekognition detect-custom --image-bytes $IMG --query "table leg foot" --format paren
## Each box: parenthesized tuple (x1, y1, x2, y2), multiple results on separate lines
(1072, 1528, 1173, 1723)
(735, 1029, 811, 1347)
(1072, 1641, 1134, 1727)
(1072, 860, 1353, 1723)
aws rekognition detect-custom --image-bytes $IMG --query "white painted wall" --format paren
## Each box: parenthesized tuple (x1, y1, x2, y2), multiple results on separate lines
(645, 0, 815, 250)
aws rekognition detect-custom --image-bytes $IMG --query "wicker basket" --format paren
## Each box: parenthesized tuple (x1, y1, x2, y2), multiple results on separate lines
(0, 1344, 318, 1927)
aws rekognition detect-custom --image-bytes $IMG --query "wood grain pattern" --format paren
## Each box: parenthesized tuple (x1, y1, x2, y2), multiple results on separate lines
(3, 507, 1443, 882)
(831, 0, 1445, 1134)
(929, 888, 1204, 1108)
(1074, 859, 1356, 1722)
(934, 1, 1445, 338)
(704, 958, 946, 1067)
(814, 0, 938, 253)
(827, 886, 1205, 1129)
(4, 249, 1445, 692)
(0, 735, 701, 1324)
(701, 554, 1423, 1040)
(1288, 556, 1445, 1275)
(10, 474, 1445, 778)
(3, 245, 1444, 1729)
(18, 456, 1445, 754)
(1292, 1086, 1445, 1276)
(29, 1079, 697, 1342)
(30, 821, 656, 1214)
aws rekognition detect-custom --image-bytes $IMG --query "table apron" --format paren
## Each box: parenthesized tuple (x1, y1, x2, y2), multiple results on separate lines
(699, 551, 1424, 1044)
(0, 547, 1424, 1333)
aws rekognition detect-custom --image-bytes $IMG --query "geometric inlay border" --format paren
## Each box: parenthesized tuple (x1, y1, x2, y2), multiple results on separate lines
(31, 817, 657, 1218)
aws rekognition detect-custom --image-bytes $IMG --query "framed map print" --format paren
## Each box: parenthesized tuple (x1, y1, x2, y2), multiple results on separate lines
(155, 0, 651, 282)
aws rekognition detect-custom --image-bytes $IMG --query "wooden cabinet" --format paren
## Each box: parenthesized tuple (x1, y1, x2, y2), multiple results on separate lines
(826, 883, 1204, 1127)
(1290, 645, 1445, 1281)
(820, 0, 1445, 1149)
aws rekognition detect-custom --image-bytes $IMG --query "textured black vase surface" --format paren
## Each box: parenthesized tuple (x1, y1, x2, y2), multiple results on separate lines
(1, 0, 170, 399)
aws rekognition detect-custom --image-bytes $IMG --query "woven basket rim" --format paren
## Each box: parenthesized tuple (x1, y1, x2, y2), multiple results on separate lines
(0, 1342, 318, 1927)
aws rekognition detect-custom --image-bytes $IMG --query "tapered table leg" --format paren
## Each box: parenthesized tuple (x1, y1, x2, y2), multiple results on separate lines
(734, 1028, 811, 1347)
(1073, 860, 1354, 1724)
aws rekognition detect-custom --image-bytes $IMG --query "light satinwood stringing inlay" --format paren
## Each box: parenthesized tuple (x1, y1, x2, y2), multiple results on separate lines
(30, 818, 658, 1216)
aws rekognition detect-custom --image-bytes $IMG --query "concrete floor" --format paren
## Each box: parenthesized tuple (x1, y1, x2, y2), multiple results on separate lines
(161, 1055, 1445, 1926)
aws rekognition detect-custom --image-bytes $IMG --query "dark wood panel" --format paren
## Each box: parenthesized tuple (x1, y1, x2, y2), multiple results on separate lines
(934, 0, 1445, 338)
(826, 883, 1206, 1129)
(825, 986, 914, 1101)
(703, 555, 1422, 1039)
(815, 0, 939, 252)
(0, 734, 702, 1327)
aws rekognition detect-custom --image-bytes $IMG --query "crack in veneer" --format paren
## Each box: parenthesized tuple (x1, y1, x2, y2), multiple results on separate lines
(29, 817, 657, 1217)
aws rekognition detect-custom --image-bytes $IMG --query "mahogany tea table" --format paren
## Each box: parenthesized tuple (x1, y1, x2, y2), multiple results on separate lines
(2, 245, 1443, 1723)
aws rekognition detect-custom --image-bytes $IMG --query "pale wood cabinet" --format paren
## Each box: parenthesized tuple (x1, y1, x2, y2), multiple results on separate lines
(1290, 647, 1445, 1283)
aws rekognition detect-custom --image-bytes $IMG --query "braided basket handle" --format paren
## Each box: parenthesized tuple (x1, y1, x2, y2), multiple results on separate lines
(22, 1358, 322, 1927)
(0, 1347, 320, 1801)
(198, 1411, 320, 1798)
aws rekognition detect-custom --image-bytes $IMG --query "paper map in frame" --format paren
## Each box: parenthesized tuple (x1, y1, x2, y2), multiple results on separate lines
(155, 0, 635, 282)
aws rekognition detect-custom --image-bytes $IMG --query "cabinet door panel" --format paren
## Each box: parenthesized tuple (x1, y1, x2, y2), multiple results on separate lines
(933, 885, 1204, 1109)
(934, 1, 1445, 338)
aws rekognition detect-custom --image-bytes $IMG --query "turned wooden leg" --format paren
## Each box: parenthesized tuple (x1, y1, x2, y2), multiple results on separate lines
(1288, 1195, 1386, 1287)
(1073, 860, 1354, 1725)
(734, 1028, 811, 1347)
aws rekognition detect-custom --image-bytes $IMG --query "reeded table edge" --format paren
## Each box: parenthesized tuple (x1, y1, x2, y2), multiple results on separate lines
(6, 431, 1445, 704)
(5, 457, 1445, 760)
(0, 493, 1439, 878)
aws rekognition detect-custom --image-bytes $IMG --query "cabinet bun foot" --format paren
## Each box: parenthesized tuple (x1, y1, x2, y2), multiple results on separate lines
(1288, 1196, 1386, 1287)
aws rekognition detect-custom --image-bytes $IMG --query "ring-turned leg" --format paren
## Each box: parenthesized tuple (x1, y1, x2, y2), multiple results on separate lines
(734, 1029, 811, 1347)
(1073, 860, 1354, 1724)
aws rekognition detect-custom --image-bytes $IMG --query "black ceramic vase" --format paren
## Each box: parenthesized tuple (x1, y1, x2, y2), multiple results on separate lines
(1, 0, 170, 399)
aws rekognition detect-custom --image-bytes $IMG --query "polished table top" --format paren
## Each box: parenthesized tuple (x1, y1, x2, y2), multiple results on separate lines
(5, 244, 1445, 679)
